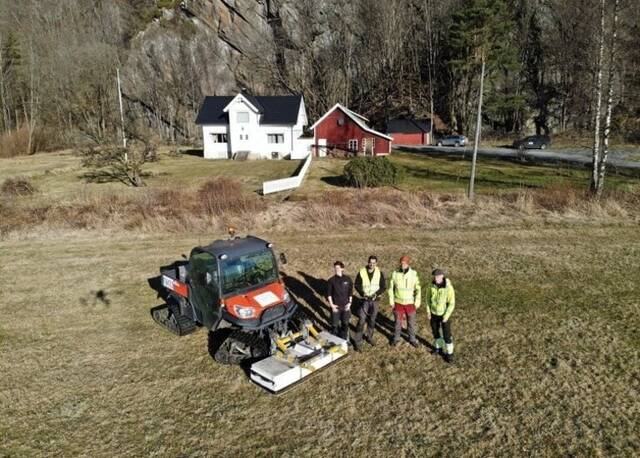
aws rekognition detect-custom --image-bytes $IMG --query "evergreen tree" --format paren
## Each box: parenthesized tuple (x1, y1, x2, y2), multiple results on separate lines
(447, 0, 519, 134)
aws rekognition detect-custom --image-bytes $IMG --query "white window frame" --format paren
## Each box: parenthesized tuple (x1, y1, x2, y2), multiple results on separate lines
(268, 133, 285, 144)
(237, 112, 250, 123)
(348, 139, 358, 151)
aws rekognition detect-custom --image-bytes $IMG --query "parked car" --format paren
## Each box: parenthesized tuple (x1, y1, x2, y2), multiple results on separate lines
(437, 134, 468, 147)
(513, 135, 551, 150)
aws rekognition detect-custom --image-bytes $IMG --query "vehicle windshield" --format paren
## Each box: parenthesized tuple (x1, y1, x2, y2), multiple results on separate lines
(220, 250, 278, 296)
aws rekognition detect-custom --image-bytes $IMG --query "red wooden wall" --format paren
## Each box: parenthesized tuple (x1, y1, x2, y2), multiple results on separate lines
(314, 108, 390, 155)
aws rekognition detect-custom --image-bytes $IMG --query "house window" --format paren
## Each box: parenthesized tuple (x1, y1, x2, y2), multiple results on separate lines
(268, 134, 285, 144)
(211, 133, 227, 143)
(348, 139, 358, 151)
(237, 112, 249, 123)
(240, 134, 249, 140)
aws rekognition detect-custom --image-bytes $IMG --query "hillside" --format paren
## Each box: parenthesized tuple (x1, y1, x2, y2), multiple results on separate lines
(1, 0, 639, 154)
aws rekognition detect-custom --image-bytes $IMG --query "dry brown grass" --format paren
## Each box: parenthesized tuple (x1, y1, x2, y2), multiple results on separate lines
(1, 226, 638, 456)
(2, 184, 639, 238)
(196, 177, 261, 215)
(0, 125, 60, 158)
(0, 126, 32, 158)
(1, 176, 37, 197)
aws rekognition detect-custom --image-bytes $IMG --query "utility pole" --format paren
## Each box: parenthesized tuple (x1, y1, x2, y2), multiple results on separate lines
(468, 53, 485, 200)
(116, 68, 127, 151)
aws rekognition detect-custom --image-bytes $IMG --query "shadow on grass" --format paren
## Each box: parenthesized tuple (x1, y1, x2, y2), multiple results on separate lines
(79, 289, 112, 307)
(320, 175, 348, 187)
(280, 270, 332, 330)
(80, 170, 153, 185)
(181, 148, 204, 157)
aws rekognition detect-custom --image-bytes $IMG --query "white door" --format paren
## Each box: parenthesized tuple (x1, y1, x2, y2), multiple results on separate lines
(235, 111, 252, 152)
(318, 138, 327, 157)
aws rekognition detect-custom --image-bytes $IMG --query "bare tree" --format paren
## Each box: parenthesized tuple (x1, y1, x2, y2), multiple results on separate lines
(80, 139, 158, 187)
(22, 39, 39, 154)
(590, 0, 607, 194)
(596, 0, 620, 198)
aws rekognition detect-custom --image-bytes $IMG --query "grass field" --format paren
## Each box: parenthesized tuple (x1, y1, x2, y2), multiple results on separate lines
(301, 152, 640, 195)
(1, 148, 639, 456)
(3, 149, 638, 204)
(0, 226, 639, 457)
(0, 149, 300, 199)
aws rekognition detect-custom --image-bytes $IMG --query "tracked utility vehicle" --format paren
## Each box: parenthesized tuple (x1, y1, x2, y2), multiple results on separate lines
(152, 232, 348, 393)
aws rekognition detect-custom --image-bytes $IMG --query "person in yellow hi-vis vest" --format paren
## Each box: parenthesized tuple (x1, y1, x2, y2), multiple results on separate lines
(354, 255, 387, 351)
(388, 256, 421, 348)
(427, 269, 456, 363)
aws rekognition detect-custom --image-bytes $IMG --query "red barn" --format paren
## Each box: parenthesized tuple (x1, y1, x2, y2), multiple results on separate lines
(386, 118, 432, 145)
(310, 104, 392, 156)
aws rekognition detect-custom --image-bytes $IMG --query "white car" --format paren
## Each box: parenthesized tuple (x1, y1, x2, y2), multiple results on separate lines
(437, 135, 468, 147)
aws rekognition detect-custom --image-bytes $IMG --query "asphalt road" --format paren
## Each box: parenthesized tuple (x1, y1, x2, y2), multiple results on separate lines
(395, 144, 640, 171)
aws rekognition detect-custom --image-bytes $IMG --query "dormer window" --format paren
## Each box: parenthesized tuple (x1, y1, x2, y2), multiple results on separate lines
(237, 112, 249, 123)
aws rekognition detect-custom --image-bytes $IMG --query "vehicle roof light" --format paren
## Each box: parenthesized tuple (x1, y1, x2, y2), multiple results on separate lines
(267, 242, 274, 248)
(219, 254, 228, 260)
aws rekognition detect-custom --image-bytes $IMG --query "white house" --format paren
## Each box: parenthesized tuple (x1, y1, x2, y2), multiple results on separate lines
(195, 92, 311, 160)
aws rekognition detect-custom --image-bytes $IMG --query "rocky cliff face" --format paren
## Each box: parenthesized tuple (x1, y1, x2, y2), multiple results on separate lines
(120, 0, 336, 141)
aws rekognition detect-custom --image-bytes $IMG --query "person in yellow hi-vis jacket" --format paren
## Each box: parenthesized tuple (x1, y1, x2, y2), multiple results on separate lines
(427, 269, 456, 363)
(388, 256, 421, 348)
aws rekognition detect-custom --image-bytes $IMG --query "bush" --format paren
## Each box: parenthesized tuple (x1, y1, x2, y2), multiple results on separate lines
(343, 156, 403, 188)
(1, 177, 36, 197)
(197, 177, 260, 215)
(79, 140, 158, 187)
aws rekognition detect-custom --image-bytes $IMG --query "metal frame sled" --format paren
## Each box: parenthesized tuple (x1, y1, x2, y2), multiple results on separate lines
(250, 324, 348, 394)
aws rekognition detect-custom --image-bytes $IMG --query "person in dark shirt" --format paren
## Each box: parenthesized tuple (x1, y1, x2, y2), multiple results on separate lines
(326, 261, 353, 342)
(353, 255, 387, 350)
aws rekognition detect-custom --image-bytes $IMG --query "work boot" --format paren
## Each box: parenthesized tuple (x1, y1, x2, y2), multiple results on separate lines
(409, 340, 419, 348)
(443, 353, 454, 364)
(431, 347, 442, 355)
(353, 341, 362, 352)
(390, 339, 399, 347)
(364, 334, 376, 346)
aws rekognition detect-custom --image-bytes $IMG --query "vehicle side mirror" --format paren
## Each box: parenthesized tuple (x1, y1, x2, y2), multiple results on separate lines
(181, 253, 187, 260)
(279, 253, 288, 265)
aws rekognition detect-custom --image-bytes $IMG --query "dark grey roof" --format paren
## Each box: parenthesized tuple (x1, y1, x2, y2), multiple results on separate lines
(196, 236, 271, 258)
(195, 96, 233, 125)
(195, 95, 302, 125)
(386, 118, 431, 134)
(242, 93, 264, 113)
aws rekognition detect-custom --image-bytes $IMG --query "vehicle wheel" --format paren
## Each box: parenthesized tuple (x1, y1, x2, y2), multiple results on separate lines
(540, 143, 546, 149)
(211, 329, 268, 365)
(437, 141, 443, 146)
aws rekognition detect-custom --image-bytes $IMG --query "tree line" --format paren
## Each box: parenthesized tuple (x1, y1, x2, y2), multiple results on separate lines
(0, 0, 638, 158)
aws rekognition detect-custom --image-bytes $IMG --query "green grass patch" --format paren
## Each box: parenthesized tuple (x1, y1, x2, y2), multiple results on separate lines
(300, 151, 639, 195)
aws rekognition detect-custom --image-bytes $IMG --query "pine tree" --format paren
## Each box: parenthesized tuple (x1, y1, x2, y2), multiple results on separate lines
(446, 0, 517, 198)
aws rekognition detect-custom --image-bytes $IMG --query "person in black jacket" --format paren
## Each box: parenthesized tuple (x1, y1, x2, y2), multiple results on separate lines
(353, 255, 387, 351)
(326, 261, 353, 342)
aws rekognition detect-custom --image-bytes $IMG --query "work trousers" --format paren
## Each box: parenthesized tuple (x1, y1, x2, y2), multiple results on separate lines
(331, 308, 351, 341)
(355, 298, 378, 343)
(393, 304, 417, 343)
(430, 314, 454, 354)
